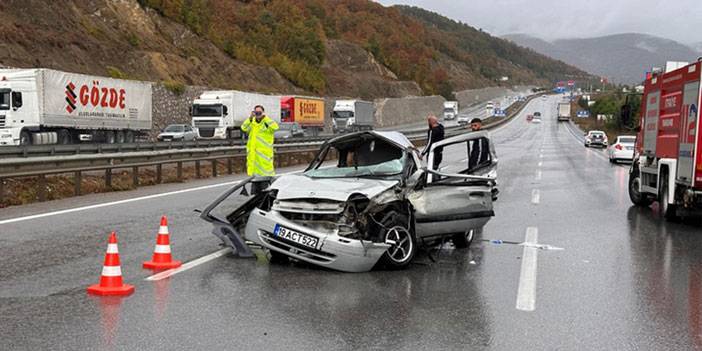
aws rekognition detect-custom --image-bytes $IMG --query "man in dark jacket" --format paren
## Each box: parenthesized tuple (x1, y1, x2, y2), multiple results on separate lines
(421, 114, 445, 170)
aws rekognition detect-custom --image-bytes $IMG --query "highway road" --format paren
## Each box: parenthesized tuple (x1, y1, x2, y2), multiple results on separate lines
(3, 95, 702, 350)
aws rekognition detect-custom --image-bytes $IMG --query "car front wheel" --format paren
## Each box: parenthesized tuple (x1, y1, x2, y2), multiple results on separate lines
(378, 212, 416, 269)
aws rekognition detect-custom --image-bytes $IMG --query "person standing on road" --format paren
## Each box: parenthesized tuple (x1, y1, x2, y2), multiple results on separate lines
(241, 105, 279, 176)
(470, 117, 483, 132)
(421, 114, 445, 170)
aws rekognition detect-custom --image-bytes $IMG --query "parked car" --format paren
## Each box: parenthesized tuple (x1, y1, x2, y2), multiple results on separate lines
(201, 131, 498, 272)
(157, 124, 197, 141)
(584, 130, 608, 148)
(274, 122, 305, 139)
(607, 135, 636, 163)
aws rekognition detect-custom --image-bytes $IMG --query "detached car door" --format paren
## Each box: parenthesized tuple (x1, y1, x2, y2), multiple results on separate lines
(409, 131, 497, 239)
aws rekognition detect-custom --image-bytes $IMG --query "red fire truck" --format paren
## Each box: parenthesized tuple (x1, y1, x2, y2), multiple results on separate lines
(629, 59, 702, 219)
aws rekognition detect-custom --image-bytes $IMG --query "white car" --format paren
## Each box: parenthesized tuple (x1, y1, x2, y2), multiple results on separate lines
(607, 135, 636, 163)
(584, 130, 608, 148)
(457, 114, 471, 125)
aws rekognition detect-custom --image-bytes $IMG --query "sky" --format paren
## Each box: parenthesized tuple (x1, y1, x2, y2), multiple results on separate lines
(377, 0, 702, 45)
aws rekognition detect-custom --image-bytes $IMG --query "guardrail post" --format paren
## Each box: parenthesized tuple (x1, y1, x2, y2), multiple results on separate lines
(212, 160, 218, 178)
(132, 166, 139, 188)
(156, 164, 162, 184)
(195, 161, 201, 178)
(227, 158, 233, 174)
(38, 175, 47, 202)
(177, 162, 183, 181)
(74, 171, 81, 196)
(105, 169, 112, 190)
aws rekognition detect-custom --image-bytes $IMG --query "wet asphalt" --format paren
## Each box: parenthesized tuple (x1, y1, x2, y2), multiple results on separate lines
(3, 95, 702, 350)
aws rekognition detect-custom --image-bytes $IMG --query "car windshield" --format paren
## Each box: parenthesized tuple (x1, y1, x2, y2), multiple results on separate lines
(305, 136, 406, 179)
(619, 137, 636, 144)
(164, 125, 184, 132)
(591, 132, 604, 137)
(0, 90, 10, 110)
(192, 104, 222, 117)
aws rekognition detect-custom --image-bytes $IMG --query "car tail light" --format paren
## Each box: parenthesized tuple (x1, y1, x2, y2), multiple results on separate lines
(615, 144, 622, 150)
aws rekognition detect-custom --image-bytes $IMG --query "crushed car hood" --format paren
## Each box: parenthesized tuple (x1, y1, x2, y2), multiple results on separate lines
(270, 174, 398, 201)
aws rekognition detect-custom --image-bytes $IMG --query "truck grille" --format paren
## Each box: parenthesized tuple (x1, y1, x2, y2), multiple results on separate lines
(198, 128, 215, 138)
(194, 120, 220, 128)
(0, 115, 5, 127)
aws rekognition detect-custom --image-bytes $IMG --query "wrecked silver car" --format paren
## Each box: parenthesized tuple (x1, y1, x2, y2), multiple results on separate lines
(201, 131, 498, 272)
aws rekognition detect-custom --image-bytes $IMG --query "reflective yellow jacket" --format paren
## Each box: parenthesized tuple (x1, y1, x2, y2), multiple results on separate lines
(241, 115, 279, 176)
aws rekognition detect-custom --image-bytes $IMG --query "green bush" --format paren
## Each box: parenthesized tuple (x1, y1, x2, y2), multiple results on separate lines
(163, 80, 186, 95)
(106, 66, 127, 79)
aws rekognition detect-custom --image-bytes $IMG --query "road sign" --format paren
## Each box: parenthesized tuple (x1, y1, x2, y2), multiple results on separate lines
(576, 110, 590, 118)
(567, 80, 575, 86)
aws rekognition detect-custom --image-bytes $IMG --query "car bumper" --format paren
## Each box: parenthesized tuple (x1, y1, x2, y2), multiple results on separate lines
(586, 140, 607, 147)
(244, 210, 390, 272)
(610, 149, 634, 161)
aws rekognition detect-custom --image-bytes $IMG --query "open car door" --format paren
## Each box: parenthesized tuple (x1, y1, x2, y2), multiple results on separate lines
(409, 131, 498, 239)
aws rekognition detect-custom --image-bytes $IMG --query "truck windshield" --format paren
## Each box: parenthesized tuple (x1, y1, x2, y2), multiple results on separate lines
(333, 111, 353, 118)
(444, 108, 454, 113)
(0, 90, 10, 110)
(192, 104, 222, 117)
(281, 108, 291, 122)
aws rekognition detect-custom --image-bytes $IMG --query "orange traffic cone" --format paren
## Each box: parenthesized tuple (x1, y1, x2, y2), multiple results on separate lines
(143, 216, 182, 270)
(87, 232, 135, 296)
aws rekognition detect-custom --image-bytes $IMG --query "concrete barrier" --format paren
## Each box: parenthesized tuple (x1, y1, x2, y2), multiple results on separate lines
(373, 95, 445, 128)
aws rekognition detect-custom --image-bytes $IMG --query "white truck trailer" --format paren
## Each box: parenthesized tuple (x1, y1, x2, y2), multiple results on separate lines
(443, 101, 458, 120)
(0, 69, 152, 146)
(332, 100, 374, 133)
(191, 90, 281, 139)
(557, 101, 571, 121)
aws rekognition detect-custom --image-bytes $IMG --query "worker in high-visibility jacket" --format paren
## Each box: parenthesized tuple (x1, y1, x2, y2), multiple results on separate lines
(241, 105, 279, 176)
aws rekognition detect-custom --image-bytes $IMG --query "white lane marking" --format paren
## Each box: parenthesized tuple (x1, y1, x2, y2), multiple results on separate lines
(531, 189, 540, 204)
(0, 181, 240, 225)
(145, 248, 231, 281)
(535, 170, 542, 181)
(539, 153, 543, 159)
(516, 227, 539, 311)
(538, 161, 543, 167)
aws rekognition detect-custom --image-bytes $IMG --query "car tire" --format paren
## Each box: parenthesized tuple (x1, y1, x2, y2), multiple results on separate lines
(453, 227, 479, 249)
(377, 212, 416, 270)
(268, 249, 290, 264)
(659, 173, 678, 220)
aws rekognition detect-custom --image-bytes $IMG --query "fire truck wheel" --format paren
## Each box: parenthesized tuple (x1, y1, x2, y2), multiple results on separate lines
(628, 170, 651, 207)
(659, 174, 678, 220)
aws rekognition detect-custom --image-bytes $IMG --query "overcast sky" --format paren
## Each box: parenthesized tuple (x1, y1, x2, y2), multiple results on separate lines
(377, 0, 702, 44)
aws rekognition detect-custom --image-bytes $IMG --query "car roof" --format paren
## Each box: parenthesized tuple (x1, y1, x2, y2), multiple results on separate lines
(325, 130, 415, 150)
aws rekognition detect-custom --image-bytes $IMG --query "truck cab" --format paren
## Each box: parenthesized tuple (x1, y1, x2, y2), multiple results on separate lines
(629, 60, 702, 220)
(332, 100, 374, 134)
(443, 101, 458, 120)
(191, 93, 231, 139)
(0, 80, 31, 145)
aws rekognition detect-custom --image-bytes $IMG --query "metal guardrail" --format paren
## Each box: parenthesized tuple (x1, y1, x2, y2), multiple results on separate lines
(0, 134, 332, 159)
(0, 94, 537, 204)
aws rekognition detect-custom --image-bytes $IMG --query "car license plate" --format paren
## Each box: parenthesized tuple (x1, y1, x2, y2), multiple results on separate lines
(273, 224, 319, 249)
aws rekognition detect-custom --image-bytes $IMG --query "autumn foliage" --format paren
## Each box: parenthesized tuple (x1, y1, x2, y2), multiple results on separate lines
(137, 0, 589, 95)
